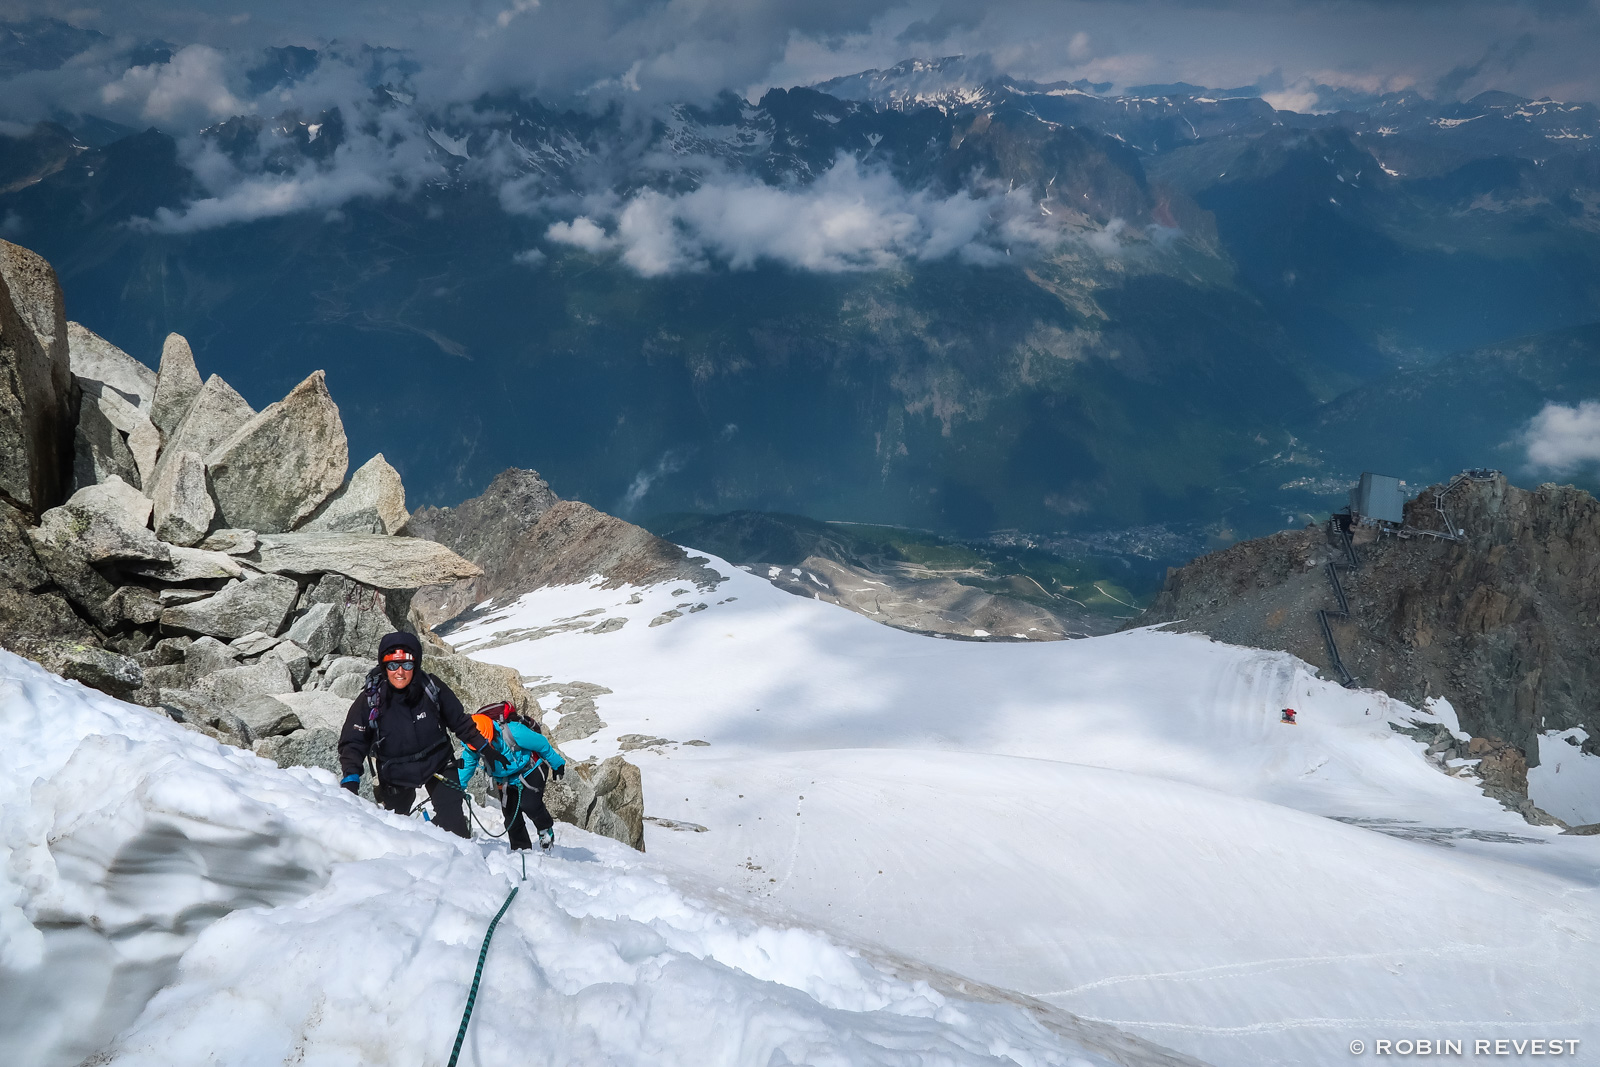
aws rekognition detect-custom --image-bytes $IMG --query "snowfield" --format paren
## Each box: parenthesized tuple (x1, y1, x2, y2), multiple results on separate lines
(6, 549, 1599, 1067)
(447, 558, 1600, 1067)
(0, 648, 1195, 1067)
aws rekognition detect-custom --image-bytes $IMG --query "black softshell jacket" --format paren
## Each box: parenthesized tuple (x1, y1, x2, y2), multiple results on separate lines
(337, 634, 488, 789)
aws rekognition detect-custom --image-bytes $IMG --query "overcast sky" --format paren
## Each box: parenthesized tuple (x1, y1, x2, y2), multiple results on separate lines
(2, 0, 1598, 120)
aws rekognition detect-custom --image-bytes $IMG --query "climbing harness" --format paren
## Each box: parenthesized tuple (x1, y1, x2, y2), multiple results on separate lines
(445, 886, 518, 1067)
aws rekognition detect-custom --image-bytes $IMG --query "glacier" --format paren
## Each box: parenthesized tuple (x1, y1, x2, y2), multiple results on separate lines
(449, 557, 1600, 1067)
(4, 546, 1599, 1066)
(0, 647, 1183, 1067)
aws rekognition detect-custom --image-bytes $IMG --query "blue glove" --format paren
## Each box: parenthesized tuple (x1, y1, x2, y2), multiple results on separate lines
(341, 774, 360, 794)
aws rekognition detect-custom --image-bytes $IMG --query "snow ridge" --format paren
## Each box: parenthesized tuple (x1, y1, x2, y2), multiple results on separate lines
(0, 649, 1178, 1067)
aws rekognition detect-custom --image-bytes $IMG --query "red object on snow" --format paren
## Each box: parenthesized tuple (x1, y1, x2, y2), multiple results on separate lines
(1281, 708, 1298, 724)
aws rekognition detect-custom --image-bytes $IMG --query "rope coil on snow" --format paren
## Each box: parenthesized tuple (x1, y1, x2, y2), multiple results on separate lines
(446, 886, 518, 1067)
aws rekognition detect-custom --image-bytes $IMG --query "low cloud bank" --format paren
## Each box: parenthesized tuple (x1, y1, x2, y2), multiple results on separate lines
(543, 155, 1134, 275)
(100, 45, 247, 124)
(129, 66, 445, 232)
(1523, 400, 1600, 474)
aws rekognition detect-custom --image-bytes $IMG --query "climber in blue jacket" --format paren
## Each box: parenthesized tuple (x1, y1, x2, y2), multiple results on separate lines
(459, 701, 567, 850)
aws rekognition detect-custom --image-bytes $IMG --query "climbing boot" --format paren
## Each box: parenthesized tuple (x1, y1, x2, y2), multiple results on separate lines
(538, 827, 555, 851)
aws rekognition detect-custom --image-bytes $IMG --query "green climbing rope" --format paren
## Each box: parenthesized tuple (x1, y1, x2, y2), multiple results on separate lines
(446, 886, 518, 1067)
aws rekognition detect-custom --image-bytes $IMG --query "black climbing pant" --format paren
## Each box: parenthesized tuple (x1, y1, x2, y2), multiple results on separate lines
(377, 777, 469, 838)
(502, 773, 554, 851)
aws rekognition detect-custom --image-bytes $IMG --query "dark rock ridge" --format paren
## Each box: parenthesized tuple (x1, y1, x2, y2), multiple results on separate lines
(418, 479, 1094, 640)
(1129, 474, 1600, 822)
(0, 239, 75, 516)
(650, 510, 1124, 641)
(754, 555, 1073, 641)
(0, 239, 645, 850)
(408, 467, 725, 629)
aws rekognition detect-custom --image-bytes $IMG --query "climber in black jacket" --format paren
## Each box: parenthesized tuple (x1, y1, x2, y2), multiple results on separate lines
(336, 631, 495, 838)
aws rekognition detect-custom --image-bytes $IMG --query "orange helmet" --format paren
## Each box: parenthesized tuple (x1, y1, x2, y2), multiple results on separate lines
(470, 713, 496, 748)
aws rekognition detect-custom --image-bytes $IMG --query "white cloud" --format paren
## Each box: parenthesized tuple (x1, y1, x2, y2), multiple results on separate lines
(100, 45, 247, 124)
(132, 105, 445, 233)
(621, 448, 692, 514)
(1083, 216, 1128, 255)
(1261, 86, 1324, 114)
(3, 0, 1597, 138)
(513, 247, 547, 267)
(540, 155, 1098, 277)
(495, 0, 541, 31)
(1523, 400, 1600, 475)
(545, 216, 617, 253)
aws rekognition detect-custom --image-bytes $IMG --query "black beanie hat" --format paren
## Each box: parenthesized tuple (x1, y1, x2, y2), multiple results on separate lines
(377, 631, 423, 662)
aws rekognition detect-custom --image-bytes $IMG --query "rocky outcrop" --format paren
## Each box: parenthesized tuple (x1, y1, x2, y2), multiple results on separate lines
(233, 694, 304, 739)
(404, 467, 559, 624)
(405, 467, 559, 560)
(67, 322, 155, 407)
(531, 681, 613, 744)
(299, 453, 409, 534)
(150, 450, 214, 546)
(51, 642, 145, 700)
(72, 393, 140, 490)
(250, 531, 483, 589)
(269, 691, 350, 733)
(547, 755, 647, 851)
(496, 498, 723, 593)
(262, 639, 312, 686)
(85, 397, 157, 490)
(0, 241, 646, 853)
(253, 727, 340, 776)
(0, 240, 68, 367)
(149, 333, 201, 438)
(412, 469, 725, 630)
(69, 326, 161, 489)
(296, 573, 408, 660)
(1130, 475, 1600, 822)
(284, 602, 343, 662)
(149, 374, 254, 490)
(160, 572, 302, 641)
(124, 545, 242, 583)
(764, 554, 1073, 640)
(39, 477, 162, 556)
(0, 239, 75, 515)
(195, 658, 297, 711)
(420, 647, 534, 717)
(197, 527, 257, 554)
(207, 370, 347, 532)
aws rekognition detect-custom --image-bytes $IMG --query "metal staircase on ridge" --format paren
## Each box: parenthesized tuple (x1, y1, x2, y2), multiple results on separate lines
(1314, 468, 1495, 689)
(1318, 519, 1358, 689)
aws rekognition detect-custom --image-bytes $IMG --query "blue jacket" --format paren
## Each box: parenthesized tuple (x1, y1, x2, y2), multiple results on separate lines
(459, 721, 566, 789)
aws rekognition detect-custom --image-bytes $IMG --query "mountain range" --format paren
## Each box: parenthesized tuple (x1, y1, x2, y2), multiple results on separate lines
(2, 38, 1599, 552)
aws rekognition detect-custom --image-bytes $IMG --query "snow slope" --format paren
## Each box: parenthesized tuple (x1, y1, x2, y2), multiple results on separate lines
(0, 648, 1198, 1067)
(450, 561, 1600, 1067)
(1531, 728, 1600, 826)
